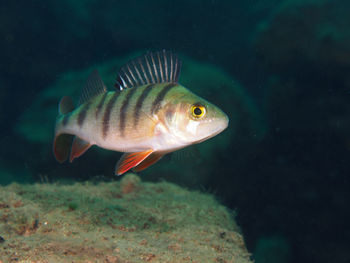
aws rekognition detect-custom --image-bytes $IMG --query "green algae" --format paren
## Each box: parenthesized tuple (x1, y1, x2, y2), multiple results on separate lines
(0, 173, 252, 263)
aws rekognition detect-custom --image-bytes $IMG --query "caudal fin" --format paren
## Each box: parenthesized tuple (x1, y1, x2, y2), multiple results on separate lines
(54, 96, 75, 163)
(53, 134, 92, 164)
(53, 133, 74, 163)
(69, 137, 91, 163)
(54, 70, 105, 163)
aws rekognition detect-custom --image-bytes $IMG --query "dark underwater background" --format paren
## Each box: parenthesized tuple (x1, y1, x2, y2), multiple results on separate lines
(1, 0, 350, 262)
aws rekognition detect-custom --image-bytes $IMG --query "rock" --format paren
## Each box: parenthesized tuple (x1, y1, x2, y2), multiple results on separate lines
(120, 173, 141, 194)
(0, 174, 252, 263)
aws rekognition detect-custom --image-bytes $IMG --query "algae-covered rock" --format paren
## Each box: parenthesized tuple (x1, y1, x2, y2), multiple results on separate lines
(0, 173, 252, 262)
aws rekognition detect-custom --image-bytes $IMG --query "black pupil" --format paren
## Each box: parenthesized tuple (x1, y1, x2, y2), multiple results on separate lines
(194, 107, 202, 115)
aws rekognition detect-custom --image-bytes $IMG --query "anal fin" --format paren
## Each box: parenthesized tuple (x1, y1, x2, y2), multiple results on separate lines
(69, 137, 92, 163)
(133, 152, 164, 172)
(116, 149, 153, 175)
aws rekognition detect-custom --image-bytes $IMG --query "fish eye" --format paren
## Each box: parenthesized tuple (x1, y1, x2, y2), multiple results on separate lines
(191, 104, 206, 119)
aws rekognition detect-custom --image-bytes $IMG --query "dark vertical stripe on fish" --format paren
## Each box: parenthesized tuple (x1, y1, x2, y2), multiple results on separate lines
(119, 87, 137, 136)
(151, 83, 177, 114)
(102, 92, 119, 139)
(95, 93, 108, 118)
(134, 84, 155, 127)
(77, 102, 91, 127)
(62, 114, 71, 126)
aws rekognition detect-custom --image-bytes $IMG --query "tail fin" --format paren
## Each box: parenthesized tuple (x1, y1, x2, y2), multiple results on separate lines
(53, 96, 75, 163)
(53, 69, 105, 163)
(53, 134, 74, 163)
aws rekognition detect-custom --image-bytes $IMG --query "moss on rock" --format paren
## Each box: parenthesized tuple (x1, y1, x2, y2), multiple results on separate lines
(0, 173, 252, 262)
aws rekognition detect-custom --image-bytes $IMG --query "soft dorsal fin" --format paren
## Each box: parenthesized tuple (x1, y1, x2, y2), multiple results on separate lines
(115, 50, 182, 90)
(59, 96, 74, 115)
(79, 69, 107, 105)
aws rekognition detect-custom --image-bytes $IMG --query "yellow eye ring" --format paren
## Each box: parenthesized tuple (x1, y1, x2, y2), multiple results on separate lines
(191, 104, 206, 119)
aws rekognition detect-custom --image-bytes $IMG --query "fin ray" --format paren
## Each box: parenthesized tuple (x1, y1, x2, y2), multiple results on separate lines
(133, 152, 164, 172)
(79, 69, 107, 105)
(116, 150, 153, 175)
(115, 50, 181, 90)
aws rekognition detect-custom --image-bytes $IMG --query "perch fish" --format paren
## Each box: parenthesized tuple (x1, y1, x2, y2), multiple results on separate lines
(53, 51, 229, 175)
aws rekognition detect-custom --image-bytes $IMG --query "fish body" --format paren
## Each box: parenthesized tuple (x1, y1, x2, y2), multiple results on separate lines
(54, 51, 228, 175)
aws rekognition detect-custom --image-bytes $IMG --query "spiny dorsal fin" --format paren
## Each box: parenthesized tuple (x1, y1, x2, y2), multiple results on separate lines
(79, 69, 107, 105)
(115, 50, 182, 90)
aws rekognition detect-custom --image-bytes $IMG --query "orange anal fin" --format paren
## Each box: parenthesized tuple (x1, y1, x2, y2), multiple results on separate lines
(53, 134, 74, 163)
(69, 137, 92, 163)
(133, 152, 164, 172)
(116, 150, 153, 176)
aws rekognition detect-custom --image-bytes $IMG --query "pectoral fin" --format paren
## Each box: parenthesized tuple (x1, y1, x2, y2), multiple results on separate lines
(69, 137, 92, 163)
(116, 149, 153, 175)
(133, 152, 165, 172)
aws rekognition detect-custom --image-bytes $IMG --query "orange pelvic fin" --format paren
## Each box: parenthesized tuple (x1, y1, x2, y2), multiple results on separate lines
(116, 149, 153, 175)
(53, 134, 74, 163)
(133, 152, 164, 172)
(69, 137, 92, 163)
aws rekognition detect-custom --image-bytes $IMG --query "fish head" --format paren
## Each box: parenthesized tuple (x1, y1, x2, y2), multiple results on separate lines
(160, 88, 229, 146)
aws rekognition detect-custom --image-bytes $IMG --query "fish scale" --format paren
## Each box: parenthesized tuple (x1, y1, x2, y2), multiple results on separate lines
(53, 50, 228, 175)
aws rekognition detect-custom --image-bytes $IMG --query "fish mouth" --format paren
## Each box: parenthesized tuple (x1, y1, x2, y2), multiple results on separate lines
(194, 121, 229, 144)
